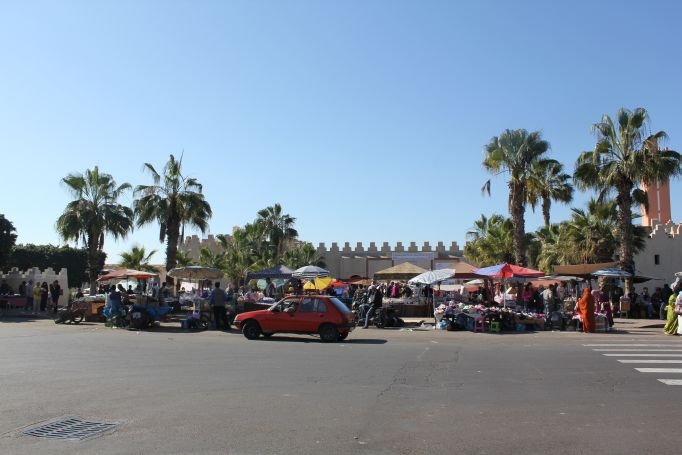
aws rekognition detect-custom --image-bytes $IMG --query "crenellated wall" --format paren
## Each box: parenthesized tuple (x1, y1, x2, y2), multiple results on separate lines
(317, 241, 463, 279)
(178, 236, 464, 279)
(0, 267, 69, 296)
(180, 234, 231, 260)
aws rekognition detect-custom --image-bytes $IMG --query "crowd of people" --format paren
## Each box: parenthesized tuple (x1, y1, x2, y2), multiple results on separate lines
(6, 279, 63, 315)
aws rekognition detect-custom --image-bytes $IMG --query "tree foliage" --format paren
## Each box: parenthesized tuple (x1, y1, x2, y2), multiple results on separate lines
(482, 129, 552, 265)
(526, 160, 573, 226)
(256, 203, 298, 257)
(134, 154, 212, 280)
(0, 214, 18, 269)
(574, 107, 681, 292)
(531, 198, 648, 273)
(282, 243, 325, 269)
(119, 245, 159, 273)
(56, 166, 133, 294)
(464, 214, 515, 266)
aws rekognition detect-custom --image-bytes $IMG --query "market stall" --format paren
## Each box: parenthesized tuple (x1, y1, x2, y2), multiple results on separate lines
(167, 266, 225, 324)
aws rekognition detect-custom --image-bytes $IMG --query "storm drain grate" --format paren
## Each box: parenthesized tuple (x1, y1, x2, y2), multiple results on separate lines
(22, 417, 120, 441)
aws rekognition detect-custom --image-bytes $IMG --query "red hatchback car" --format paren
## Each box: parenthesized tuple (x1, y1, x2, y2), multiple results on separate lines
(233, 295, 355, 342)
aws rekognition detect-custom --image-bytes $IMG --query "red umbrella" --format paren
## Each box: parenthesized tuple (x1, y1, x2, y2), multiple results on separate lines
(474, 263, 544, 279)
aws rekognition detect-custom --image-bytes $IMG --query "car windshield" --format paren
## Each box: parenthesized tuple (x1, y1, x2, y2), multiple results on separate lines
(329, 297, 351, 314)
(268, 300, 283, 311)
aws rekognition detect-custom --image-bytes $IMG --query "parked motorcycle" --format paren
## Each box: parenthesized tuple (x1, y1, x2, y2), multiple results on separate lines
(353, 303, 404, 328)
(186, 310, 211, 330)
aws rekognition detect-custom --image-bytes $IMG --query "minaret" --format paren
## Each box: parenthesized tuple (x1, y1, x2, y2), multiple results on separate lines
(641, 148, 672, 226)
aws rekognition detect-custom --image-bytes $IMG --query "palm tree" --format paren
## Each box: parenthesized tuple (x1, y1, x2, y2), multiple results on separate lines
(282, 243, 326, 269)
(220, 229, 259, 286)
(175, 250, 195, 267)
(56, 167, 134, 294)
(534, 223, 575, 272)
(527, 160, 574, 226)
(119, 245, 159, 273)
(133, 154, 212, 282)
(574, 107, 681, 292)
(198, 246, 226, 270)
(482, 129, 551, 265)
(566, 198, 648, 265)
(566, 199, 620, 264)
(463, 214, 515, 266)
(256, 203, 298, 257)
(466, 214, 508, 242)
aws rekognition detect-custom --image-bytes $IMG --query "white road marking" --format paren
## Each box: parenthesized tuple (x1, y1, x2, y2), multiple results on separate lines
(583, 344, 682, 347)
(603, 353, 682, 357)
(617, 360, 682, 364)
(657, 379, 682, 385)
(593, 349, 682, 352)
(635, 368, 682, 373)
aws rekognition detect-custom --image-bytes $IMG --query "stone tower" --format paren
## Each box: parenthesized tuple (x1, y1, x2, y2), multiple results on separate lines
(640, 150, 672, 227)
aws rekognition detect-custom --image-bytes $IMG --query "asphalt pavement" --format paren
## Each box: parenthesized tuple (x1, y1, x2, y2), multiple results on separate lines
(0, 316, 680, 455)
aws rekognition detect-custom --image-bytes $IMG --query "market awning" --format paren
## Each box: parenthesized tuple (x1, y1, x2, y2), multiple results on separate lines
(448, 261, 480, 280)
(373, 262, 427, 280)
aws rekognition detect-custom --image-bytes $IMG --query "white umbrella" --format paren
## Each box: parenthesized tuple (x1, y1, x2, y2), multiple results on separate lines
(463, 279, 484, 286)
(408, 269, 456, 285)
(291, 265, 330, 279)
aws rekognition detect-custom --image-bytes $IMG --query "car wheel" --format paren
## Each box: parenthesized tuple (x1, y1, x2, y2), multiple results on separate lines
(71, 312, 84, 324)
(337, 332, 348, 341)
(319, 323, 338, 343)
(242, 321, 262, 340)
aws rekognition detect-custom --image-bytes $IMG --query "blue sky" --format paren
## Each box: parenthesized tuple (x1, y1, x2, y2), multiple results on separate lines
(1, 0, 681, 265)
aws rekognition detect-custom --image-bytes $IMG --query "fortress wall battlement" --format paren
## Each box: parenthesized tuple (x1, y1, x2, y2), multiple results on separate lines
(0, 267, 69, 294)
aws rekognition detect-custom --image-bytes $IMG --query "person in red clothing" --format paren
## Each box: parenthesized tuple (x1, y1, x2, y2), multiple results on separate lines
(522, 283, 534, 312)
(577, 287, 596, 333)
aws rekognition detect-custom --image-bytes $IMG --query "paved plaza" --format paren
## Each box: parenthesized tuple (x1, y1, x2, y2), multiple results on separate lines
(0, 318, 679, 455)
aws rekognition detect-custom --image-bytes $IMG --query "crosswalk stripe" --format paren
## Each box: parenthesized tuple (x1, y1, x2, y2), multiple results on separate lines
(617, 360, 682, 364)
(603, 353, 682, 357)
(657, 379, 682, 385)
(593, 349, 682, 352)
(635, 368, 682, 373)
(584, 344, 682, 347)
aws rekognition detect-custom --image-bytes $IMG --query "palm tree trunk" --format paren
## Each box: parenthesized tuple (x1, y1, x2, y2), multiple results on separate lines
(542, 196, 551, 227)
(87, 233, 99, 296)
(165, 220, 180, 286)
(616, 184, 635, 294)
(511, 184, 527, 265)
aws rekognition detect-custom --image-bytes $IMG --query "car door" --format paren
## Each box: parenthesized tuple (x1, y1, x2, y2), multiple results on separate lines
(296, 297, 329, 332)
(262, 297, 299, 332)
